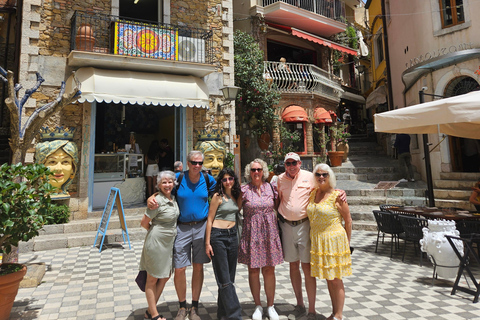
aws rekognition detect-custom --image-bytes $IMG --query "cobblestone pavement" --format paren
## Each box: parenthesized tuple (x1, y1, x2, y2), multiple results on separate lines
(12, 230, 480, 320)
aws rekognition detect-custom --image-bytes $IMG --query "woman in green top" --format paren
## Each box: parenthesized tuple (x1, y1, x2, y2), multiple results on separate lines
(140, 170, 179, 320)
(205, 168, 243, 320)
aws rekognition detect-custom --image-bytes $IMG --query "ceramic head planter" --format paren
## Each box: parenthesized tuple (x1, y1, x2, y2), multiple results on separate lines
(420, 219, 463, 278)
(35, 127, 79, 199)
(194, 129, 227, 178)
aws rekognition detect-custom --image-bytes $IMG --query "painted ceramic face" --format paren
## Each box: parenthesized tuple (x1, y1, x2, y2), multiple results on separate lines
(203, 150, 224, 178)
(159, 178, 174, 197)
(44, 149, 74, 190)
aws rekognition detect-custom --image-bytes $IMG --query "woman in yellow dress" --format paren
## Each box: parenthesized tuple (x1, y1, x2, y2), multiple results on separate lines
(307, 163, 352, 320)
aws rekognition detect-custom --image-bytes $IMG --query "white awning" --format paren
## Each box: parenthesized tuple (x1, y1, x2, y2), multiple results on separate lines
(66, 67, 209, 108)
(341, 91, 366, 104)
(366, 85, 387, 109)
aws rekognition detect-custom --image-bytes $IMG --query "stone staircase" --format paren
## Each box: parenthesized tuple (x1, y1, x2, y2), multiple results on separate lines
(18, 137, 478, 252)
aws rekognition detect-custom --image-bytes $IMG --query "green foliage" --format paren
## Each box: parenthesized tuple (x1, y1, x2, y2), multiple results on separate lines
(234, 30, 281, 136)
(263, 125, 302, 166)
(0, 263, 23, 275)
(331, 122, 351, 144)
(345, 26, 358, 49)
(313, 125, 329, 163)
(223, 152, 235, 170)
(45, 203, 71, 225)
(0, 163, 55, 254)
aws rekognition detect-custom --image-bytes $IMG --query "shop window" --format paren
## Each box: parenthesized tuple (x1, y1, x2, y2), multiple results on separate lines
(374, 31, 384, 68)
(439, 0, 465, 28)
(284, 122, 306, 154)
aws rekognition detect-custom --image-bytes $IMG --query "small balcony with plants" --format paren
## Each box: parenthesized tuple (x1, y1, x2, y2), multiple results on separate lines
(68, 10, 217, 77)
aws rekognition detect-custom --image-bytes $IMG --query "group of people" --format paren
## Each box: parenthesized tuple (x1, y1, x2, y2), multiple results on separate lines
(138, 150, 352, 320)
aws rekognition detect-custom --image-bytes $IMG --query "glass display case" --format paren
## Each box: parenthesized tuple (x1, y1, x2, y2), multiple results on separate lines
(94, 154, 144, 182)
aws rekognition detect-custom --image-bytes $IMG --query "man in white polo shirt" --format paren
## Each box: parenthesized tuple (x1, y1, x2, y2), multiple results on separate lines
(277, 152, 346, 319)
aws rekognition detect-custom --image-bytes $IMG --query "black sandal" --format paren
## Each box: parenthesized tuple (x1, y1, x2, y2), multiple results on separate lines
(152, 315, 164, 320)
(144, 310, 152, 319)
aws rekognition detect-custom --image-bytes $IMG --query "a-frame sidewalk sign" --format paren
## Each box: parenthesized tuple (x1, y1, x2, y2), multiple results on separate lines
(93, 187, 132, 252)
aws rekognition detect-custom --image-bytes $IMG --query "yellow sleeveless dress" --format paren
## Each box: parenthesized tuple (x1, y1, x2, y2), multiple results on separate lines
(307, 189, 352, 280)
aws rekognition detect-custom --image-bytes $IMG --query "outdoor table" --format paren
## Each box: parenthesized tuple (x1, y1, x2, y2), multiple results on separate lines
(445, 234, 480, 303)
(387, 206, 480, 221)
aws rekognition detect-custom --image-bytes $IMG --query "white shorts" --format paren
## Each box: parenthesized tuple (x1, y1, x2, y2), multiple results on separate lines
(146, 164, 159, 177)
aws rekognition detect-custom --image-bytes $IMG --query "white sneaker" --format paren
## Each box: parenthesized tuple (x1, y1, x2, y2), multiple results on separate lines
(267, 306, 279, 320)
(398, 178, 408, 183)
(252, 305, 263, 320)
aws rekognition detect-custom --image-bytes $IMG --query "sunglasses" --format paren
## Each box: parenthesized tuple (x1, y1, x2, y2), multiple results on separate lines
(315, 172, 329, 178)
(285, 161, 298, 167)
(250, 168, 263, 172)
(190, 161, 203, 166)
(221, 177, 234, 183)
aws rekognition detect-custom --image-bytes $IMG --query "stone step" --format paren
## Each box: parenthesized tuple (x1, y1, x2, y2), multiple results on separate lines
(336, 172, 399, 181)
(439, 172, 480, 181)
(433, 189, 472, 200)
(346, 196, 426, 207)
(352, 220, 377, 232)
(345, 188, 425, 198)
(19, 227, 147, 253)
(87, 206, 146, 219)
(333, 166, 396, 174)
(433, 199, 476, 211)
(433, 179, 478, 190)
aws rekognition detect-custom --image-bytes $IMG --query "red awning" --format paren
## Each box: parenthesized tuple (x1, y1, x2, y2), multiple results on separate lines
(282, 105, 308, 122)
(314, 108, 333, 124)
(291, 28, 358, 56)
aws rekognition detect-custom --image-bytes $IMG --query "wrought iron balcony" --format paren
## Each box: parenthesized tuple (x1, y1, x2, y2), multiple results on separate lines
(261, 0, 346, 22)
(70, 11, 215, 64)
(264, 61, 343, 100)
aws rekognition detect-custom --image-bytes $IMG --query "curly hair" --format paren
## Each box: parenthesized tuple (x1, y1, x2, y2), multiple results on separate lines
(156, 170, 177, 190)
(214, 168, 241, 201)
(244, 158, 269, 182)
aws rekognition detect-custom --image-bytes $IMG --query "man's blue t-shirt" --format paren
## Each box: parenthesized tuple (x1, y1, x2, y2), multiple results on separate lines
(175, 171, 216, 223)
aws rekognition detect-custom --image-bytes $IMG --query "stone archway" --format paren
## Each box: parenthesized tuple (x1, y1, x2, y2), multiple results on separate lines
(443, 76, 480, 172)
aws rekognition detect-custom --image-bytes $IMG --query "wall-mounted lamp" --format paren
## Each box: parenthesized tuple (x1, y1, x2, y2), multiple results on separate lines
(216, 86, 240, 112)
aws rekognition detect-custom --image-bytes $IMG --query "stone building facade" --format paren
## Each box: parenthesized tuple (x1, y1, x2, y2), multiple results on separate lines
(16, 0, 236, 218)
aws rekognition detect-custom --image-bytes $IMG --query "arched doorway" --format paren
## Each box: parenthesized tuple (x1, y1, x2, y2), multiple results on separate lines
(445, 76, 480, 172)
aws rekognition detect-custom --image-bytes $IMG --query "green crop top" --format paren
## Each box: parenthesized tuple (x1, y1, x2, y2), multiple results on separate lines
(215, 196, 239, 222)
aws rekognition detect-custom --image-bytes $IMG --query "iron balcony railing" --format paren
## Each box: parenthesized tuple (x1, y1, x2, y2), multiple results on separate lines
(71, 11, 215, 64)
(264, 61, 343, 98)
(261, 0, 346, 22)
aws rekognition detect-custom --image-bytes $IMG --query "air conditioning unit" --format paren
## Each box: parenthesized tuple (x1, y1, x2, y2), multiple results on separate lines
(177, 36, 205, 63)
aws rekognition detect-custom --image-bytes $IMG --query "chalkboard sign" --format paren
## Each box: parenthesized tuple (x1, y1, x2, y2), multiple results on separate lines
(93, 187, 131, 252)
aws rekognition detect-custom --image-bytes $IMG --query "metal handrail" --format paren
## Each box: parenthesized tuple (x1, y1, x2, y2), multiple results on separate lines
(261, 0, 346, 22)
(70, 10, 215, 64)
(263, 61, 343, 98)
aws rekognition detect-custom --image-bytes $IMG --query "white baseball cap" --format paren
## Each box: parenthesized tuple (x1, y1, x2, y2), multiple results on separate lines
(284, 152, 301, 162)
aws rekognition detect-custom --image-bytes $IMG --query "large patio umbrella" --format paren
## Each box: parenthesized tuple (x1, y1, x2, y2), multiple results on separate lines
(374, 90, 480, 206)
(374, 90, 480, 139)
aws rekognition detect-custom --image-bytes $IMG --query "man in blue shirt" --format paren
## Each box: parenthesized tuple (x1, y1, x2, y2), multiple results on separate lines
(148, 150, 216, 320)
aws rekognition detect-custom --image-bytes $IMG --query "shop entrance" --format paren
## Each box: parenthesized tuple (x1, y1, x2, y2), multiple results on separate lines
(445, 76, 480, 172)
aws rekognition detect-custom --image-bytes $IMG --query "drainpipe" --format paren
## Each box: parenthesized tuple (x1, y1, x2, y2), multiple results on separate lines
(381, 0, 394, 111)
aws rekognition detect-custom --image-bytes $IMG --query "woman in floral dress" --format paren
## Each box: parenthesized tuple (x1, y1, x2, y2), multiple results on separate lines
(307, 163, 352, 320)
(238, 158, 283, 320)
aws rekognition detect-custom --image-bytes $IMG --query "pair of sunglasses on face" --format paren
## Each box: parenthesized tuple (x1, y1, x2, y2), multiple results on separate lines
(285, 161, 298, 167)
(190, 161, 203, 166)
(315, 172, 329, 178)
(250, 168, 263, 172)
(221, 177, 234, 183)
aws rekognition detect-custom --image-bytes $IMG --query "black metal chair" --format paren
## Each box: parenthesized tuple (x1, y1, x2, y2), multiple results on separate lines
(379, 204, 403, 213)
(372, 210, 404, 258)
(398, 215, 429, 266)
(456, 220, 480, 256)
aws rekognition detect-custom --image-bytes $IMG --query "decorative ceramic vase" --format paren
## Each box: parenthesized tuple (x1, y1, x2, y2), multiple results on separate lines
(336, 141, 349, 162)
(0, 264, 27, 320)
(257, 132, 270, 150)
(420, 220, 463, 278)
(328, 151, 344, 167)
(75, 23, 95, 51)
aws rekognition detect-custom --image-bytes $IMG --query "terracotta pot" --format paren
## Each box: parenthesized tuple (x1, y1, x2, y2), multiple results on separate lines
(0, 263, 27, 320)
(336, 142, 349, 162)
(75, 23, 95, 51)
(328, 151, 344, 167)
(257, 132, 271, 151)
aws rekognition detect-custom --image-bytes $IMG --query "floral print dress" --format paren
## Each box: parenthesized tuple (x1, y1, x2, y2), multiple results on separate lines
(238, 182, 284, 268)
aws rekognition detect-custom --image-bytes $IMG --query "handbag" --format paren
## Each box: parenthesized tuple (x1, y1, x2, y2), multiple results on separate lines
(135, 270, 147, 292)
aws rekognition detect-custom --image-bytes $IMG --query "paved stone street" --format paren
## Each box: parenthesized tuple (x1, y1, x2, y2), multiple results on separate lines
(11, 230, 480, 320)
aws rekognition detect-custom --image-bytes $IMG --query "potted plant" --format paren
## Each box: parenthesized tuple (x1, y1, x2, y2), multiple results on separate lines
(328, 123, 350, 167)
(0, 163, 55, 320)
